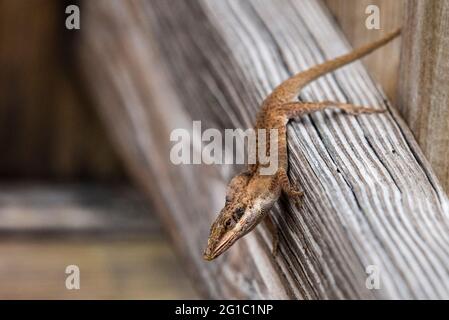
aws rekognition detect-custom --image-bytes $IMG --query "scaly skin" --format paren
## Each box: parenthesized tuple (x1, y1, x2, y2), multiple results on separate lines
(203, 29, 401, 261)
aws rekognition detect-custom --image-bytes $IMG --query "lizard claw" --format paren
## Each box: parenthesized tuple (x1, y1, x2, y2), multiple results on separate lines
(288, 188, 304, 198)
(289, 187, 304, 206)
(285, 189, 304, 206)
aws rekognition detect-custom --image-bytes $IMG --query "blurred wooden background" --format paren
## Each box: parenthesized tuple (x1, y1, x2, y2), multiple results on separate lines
(0, 0, 124, 181)
(0, 185, 197, 299)
(0, 0, 197, 299)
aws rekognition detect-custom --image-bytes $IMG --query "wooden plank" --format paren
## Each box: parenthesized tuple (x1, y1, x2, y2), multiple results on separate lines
(0, 185, 196, 298)
(324, 0, 403, 102)
(397, 0, 449, 194)
(80, 0, 449, 299)
(0, 185, 159, 236)
(0, 239, 197, 299)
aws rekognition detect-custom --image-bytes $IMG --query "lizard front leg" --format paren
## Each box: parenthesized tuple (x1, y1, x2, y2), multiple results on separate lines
(277, 168, 304, 197)
(268, 119, 304, 198)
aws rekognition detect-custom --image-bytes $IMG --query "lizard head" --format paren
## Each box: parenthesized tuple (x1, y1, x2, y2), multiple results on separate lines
(203, 171, 276, 261)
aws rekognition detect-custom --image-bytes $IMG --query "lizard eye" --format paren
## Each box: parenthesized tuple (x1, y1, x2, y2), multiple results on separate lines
(233, 207, 245, 221)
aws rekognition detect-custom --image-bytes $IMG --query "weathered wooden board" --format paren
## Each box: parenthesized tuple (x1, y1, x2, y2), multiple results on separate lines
(80, 0, 449, 299)
(398, 0, 449, 195)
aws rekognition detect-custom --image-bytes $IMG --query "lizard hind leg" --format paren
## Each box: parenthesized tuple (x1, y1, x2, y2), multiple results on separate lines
(280, 101, 385, 119)
(330, 102, 385, 115)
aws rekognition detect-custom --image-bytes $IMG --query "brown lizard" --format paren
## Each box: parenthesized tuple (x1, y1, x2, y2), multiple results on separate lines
(203, 29, 401, 261)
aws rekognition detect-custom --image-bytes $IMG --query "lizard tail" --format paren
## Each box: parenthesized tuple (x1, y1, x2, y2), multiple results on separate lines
(266, 28, 401, 104)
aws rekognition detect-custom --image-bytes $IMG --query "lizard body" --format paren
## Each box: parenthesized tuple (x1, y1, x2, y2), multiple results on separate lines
(204, 29, 400, 261)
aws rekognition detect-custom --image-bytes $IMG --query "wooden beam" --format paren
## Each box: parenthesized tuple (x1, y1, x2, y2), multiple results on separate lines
(80, 0, 449, 299)
(398, 0, 449, 194)
(0, 184, 159, 236)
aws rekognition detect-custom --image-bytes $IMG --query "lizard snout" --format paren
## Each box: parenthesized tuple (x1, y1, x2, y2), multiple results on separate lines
(203, 243, 214, 261)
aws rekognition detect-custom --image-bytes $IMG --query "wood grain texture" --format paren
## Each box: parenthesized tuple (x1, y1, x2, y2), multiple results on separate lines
(398, 0, 449, 195)
(324, 0, 403, 101)
(80, 0, 449, 299)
